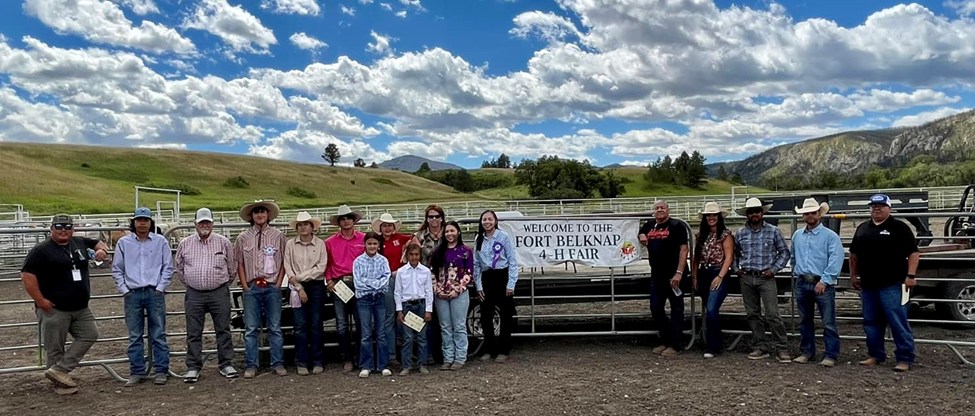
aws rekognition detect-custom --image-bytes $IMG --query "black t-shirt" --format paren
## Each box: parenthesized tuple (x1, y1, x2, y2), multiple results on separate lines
(849, 216, 919, 289)
(21, 237, 98, 311)
(638, 218, 689, 278)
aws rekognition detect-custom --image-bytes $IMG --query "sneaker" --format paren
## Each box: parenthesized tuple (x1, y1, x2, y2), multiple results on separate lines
(124, 375, 147, 387)
(274, 367, 287, 376)
(153, 373, 169, 385)
(792, 355, 811, 364)
(399, 368, 410, 376)
(893, 362, 911, 372)
(440, 363, 452, 371)
(651, 345, 667, 354)
(44, 367, 77, 388)
(343, 361, 355, 373)
(311, 366, 324, 375)
(479, 354, 492, 362)
(703, 353, 715, 359)
(660, 348, 679, 357)
(494, 354, 508, 363)
(381, 368, 392, 376)
(820, 358, 836, 368)
(747, 349, 770, 360)
(419, 366, 430, 374)
(450, 362, 465, 371)
(859, 357, 880, 366)
(243, 368, 257, 379)
(219, 366, 239, 379)
(358, 369, 370, 378)
(776, 351, 792, 363)
(297, 367, 310, 376)
(183, 370, 200, 384)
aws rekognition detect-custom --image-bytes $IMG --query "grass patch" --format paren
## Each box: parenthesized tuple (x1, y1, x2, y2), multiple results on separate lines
(222, 176, 250, 189)
(370, 177, 396, 186)
(286, 186, 317, 199)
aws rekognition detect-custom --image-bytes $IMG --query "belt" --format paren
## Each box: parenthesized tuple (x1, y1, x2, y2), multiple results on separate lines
(740, 269, 763, 276)
(403, 299, 425, 306)
(700, 263, 722, 269)
(797, 274, 821, 283)
(188, 282, 228, 293)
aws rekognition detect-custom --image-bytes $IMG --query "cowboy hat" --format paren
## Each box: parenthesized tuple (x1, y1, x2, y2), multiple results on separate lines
(371, 212, 401, 233)
(329, 205, 363, 226)
(794, 198, 830, 215)
(735, 197, 773, 216)
(699, 201, 729, 218)
(289, 211, 322, 231)
(239, 200, 280, 222)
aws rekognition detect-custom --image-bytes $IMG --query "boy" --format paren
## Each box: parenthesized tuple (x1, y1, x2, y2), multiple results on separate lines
(395, 243, 433, 375)
(353, 232, 392, 377)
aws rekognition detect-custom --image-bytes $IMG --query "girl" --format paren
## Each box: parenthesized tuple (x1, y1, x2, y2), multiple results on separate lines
(430, 221, 473, 370)
(474, 210, 518, 363)
(690, 202, 734, 358)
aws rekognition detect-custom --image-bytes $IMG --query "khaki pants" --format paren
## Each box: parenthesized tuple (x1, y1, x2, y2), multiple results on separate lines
(37, 307, 99, 373)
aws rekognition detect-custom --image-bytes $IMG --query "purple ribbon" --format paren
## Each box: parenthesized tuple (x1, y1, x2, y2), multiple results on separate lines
(491, 242, 503, 268)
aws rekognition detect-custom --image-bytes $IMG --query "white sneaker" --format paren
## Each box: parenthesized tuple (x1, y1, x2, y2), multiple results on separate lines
(703, 353, 715, 359)
(358, 369, 370, 378)
(381, 368, 392, 376)
(183, 369, 200, 383)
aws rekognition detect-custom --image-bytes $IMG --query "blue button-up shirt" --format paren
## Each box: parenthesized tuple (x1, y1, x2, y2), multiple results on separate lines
(474, 228, 519, 291)
(791, 223, 844, 286)
(112, 232, 174, 294)
(734, 222, 791, 273)
(353, 252, 391, 298)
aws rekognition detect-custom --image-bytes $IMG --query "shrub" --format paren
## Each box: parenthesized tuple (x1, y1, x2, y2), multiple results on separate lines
(287, 186, 316, 198)
(81, 162, 90, 168)
(222, 176, 250, 188)
(142, 183, 202, 196)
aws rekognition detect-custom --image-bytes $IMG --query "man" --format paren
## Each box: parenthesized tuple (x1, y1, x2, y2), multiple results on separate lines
(850, 194, 919, 372)
(637, 201, 689, 356)
(234, 200, 287, 379)
(21, 214, 109, 394)
(790, 198, 844, 367)
(325, 205, 366, 372)
(112, 207, 174, 386)
(174, 208, 239, 383)
(734, 197, 791, 362)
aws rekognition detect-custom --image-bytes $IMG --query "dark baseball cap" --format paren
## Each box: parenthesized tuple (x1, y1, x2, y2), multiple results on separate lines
(51, 213, 73, 225)
(868, 194, 892, 207)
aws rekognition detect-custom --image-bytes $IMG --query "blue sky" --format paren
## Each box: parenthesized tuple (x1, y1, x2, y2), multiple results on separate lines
(1, 0, 974, 169)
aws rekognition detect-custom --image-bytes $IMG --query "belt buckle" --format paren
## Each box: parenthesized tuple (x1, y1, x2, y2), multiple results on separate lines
(254, 278, 268, 288)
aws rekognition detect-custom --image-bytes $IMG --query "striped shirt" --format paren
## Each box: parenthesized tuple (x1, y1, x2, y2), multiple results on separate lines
(352, 252, 390, 297)
(234, 225, 286, 284)
(734, 222, 791, 273)
(175, 232, 236, 291)
(473, 228, 519, 291)
(112, 232, 174, 294)
(284, 236, 327, 288)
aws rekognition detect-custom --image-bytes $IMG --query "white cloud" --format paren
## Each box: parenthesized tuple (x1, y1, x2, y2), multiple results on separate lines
(289, 32, 328, 50)
(118, 0, 160, 15)
(137, 143, 187, 150)
(891, 107, 970, 127)
(366, 31, 393, 55)
(395, 11, 407, 18)
(0, 87, 84, 142)
(249, 130, 387, 164)
(340, 5, 356, 16)
(850, 89, 959, 113)
(380, 3, 393, 11)
(946, 0, 975, 16)
(260, 0, 321, 15)
(359, 0, 374, 4)
(183, 0, 277, 55)
(23, 0, 195, 54)
(510, 11, 582, 43)
(399, 0, 423, 9)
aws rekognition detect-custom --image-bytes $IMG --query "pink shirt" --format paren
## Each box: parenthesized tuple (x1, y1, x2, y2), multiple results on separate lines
(325, 231, 365, 281)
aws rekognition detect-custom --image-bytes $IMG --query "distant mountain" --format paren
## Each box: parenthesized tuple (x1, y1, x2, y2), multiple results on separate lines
(379, 155, 463, 172)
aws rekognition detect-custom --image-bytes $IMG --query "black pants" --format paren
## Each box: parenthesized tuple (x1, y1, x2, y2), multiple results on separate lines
(649, 276, 685, 350)
(480, 268, 515, 356)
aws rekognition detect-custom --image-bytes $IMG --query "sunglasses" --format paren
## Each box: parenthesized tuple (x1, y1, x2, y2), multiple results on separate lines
(426, 214, 442, 219)
(53, 224, 74, 230)
(746, 209, 764, 215)
(251, 208, 269, 213)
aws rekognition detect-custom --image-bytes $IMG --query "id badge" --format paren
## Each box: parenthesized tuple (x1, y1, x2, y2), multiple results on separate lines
(72, 269, 82, 282)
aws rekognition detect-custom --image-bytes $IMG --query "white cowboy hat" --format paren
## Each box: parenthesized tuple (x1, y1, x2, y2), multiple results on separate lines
(289, 211, 322, 231)
(371, 212, 401, 233)
(329, 205, 363, 226)
(239, 200, 280, 222)
(735, 197, 773, 216)
(699, 201, 729, 218)
(794, 198, 830, 215)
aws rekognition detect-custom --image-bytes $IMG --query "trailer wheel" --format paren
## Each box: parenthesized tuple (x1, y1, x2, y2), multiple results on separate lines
(467, 300, 501, 359)
(936, 281, 975, 322)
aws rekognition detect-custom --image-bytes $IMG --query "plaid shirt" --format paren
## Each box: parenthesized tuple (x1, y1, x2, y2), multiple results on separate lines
(734, 222, 791, 273)
(352, 252, 390, 298)
(175, 233, 236, 291)
(234, 225, 286, 284)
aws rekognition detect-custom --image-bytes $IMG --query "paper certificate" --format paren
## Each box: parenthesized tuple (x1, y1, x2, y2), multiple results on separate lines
(404, 311, 426, 333)
(333, 280, 355, 304)
(901, 284, 910, 306)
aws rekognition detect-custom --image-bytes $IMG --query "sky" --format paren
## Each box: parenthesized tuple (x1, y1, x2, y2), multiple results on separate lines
(1, 0, 974, 169)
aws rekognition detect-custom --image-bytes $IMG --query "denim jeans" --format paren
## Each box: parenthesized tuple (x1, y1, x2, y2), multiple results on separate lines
(649, 277, 684, 350)
(184, 285, 234, 371)
(435, 292, 470, 364)
(400, 300, 429, 369)
(243, 284, 284, 369)
(357, 292, 389, 371)
(695, 267, 729, 354)
(740, 274, 787, 352)
(292, 281, 326, 368)
(332, 290, 358, 363)
(795, 279, 840, 360)
(861, 283, 915, 364)
(383, 274, 402, 361)
(123, 287, 169, 375)
(36, 307, 98, 374)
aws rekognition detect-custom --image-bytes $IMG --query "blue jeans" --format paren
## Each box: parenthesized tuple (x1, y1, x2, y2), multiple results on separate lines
(243, 284, 284, 369)
(292, 282, 326, 368)
(123, 287, 169, 376)
(435, 292, 470, 364)
(649, 277, 684, 349)
(333, 290, 358, 363)
(357, 292, 389, 371)
(861, 283, 915, 364)
(400, 300, 429, 369)
(695, 267, 729, 354)
(383, 274, 402, 361)
(795, 279, 840, 360)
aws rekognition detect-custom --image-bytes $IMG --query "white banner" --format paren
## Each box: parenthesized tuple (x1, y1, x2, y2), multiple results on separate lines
(499, 219, 643, 268)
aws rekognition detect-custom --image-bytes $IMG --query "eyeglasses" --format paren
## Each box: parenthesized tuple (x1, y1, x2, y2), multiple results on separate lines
(53, 224, 74, 230)
(426, 215, 442, 219)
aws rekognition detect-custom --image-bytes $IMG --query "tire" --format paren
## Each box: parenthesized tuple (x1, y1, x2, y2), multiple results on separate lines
(466, 300, 501, 359)
(935, 281, 975, 322)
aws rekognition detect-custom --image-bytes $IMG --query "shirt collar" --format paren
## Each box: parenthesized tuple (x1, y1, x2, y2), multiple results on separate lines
(802, 223, 824, 235)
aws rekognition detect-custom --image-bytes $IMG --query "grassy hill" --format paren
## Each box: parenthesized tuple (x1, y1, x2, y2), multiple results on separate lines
(0, 143, 466, 215)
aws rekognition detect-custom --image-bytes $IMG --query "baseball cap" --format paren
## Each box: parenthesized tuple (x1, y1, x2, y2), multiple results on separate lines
(133, 207, 153, 219)
(51, 213, 73, 225)
(868, 194, 892, 207)
(195, 208, 214, 224)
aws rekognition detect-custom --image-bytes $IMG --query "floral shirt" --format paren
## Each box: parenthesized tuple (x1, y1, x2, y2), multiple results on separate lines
(434, 244, 473, 299)
(696, 229, 732, 267)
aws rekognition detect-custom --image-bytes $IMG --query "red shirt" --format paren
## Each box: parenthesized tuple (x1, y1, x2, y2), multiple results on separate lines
(380, 233, 414, 272)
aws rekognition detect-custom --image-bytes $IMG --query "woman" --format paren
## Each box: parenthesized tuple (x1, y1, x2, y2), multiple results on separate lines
(690, 201, 734, 358)
(283, 211, 328, 375)
(474, 210, 518, 363)
(430, 221, 473, 370)
(413, 204, 446, 267)
(373, 213, 413, 365)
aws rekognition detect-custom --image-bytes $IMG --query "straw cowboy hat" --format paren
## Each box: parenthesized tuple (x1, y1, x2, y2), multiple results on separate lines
(794, 198, 830, 215)
(371, 213, 401, 233)
(289, 211, 322, 231)
(735, 197, 773, 216)
(329, 205, 363, 226)
(239, 200, 280, 222)
(699, 201, 729, 218)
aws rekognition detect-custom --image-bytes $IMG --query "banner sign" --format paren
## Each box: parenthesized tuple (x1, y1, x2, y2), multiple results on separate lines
(498, 219, 643, 268)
